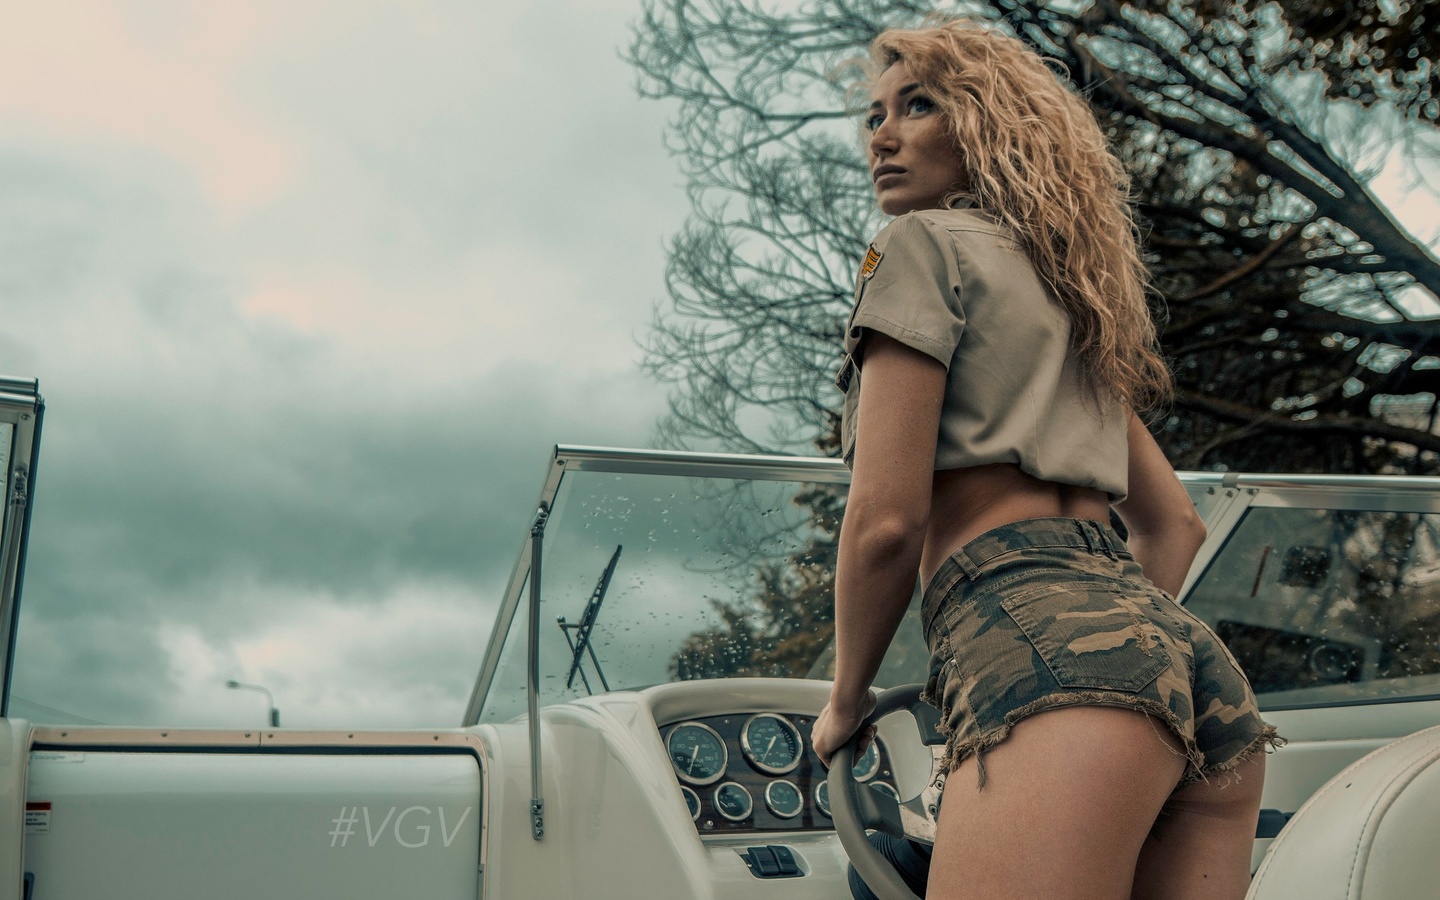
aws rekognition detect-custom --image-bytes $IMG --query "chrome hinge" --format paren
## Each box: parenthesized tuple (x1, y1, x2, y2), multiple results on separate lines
(530, 798, 544, 840)
(9, 467, 27, 509)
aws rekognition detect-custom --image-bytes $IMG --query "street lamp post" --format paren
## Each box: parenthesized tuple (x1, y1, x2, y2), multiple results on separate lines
(226, 680, 281, 727)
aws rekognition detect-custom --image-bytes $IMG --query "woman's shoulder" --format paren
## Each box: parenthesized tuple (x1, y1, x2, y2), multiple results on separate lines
(870, 209, 1019, 268)
(876, 205, 1013, 245)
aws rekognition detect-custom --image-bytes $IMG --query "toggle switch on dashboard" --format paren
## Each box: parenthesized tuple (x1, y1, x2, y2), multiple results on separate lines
(739, 844, 803, 878)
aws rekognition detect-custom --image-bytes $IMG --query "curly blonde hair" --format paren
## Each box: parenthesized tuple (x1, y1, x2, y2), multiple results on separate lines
(866, 21, 1171, 411)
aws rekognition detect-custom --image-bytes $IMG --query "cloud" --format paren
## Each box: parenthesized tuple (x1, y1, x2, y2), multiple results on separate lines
(161, 579, 497, 729)
(1, 0, 688, 727)
(0, 1, 297, 215)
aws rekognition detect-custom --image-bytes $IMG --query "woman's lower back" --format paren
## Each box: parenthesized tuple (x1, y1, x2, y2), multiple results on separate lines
(922, 463, 1111, 585)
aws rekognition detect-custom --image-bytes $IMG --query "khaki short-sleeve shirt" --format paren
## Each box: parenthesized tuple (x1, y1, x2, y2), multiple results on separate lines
(836, 203, 1129, 501)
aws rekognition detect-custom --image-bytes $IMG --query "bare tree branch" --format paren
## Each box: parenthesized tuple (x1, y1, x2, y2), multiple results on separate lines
(630, 0, 1440, 474)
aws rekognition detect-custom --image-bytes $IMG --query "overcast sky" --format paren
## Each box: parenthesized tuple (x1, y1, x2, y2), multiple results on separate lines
(2, 0, 691, 728)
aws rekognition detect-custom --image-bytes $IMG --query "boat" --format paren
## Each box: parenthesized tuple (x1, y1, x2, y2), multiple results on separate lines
(1, 384, 1436, 898)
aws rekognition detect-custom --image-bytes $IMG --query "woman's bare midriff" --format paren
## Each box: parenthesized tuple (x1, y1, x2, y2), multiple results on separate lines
(920, 462, 1111, 585)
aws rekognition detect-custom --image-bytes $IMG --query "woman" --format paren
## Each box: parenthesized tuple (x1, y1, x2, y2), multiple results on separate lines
(810, 21, 1280, 900)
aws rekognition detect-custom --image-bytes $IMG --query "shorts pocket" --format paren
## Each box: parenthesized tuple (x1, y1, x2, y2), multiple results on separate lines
(1001, 579, 1170, 693)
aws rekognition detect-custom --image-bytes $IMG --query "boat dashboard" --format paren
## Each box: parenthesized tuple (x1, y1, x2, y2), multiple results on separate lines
(645, 678, 930, 833)
(477, 678, 933, 898)
(661, 709, 897, 835)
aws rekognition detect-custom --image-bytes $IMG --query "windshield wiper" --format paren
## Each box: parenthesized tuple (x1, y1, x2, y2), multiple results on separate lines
(557, 544, 620, 694)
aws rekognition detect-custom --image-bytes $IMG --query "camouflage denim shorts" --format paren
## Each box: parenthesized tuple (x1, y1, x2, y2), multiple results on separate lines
(920, 517, 1281, 789)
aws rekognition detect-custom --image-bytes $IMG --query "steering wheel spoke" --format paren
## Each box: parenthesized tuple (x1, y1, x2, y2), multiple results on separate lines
(853, 779, 903, 834)
(852, 779, 938, 847)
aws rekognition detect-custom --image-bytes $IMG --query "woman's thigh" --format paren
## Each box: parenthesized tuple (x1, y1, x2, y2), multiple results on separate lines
(926, 706, 1186, 900)
(1131, 752, 1266, 900)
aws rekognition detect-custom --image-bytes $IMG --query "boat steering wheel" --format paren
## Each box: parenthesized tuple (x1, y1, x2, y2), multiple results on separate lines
(827, 683, 949, 900)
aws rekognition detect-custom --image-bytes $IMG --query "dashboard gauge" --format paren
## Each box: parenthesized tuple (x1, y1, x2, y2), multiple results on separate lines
(680, 785, 701, 821)
(814, 780, 832, 818)
(713, 782, 754, 822)
(667, 722, 728, 786)
(870, 782, 900, 802)
(741, 713, 804, 774)
(764, 779, 803, 819)
(851, 739, 882, 782)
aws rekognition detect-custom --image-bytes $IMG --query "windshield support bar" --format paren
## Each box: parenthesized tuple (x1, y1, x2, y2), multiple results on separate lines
(0, 383, 42, 719)
(526, 502, 550, 841)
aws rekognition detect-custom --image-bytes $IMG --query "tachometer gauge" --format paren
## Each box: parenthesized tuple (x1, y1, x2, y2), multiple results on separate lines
(870, 782, 900, 802)
(713, 782, 754, 821)
(680, 785, 701, 821)
(741, 713, 804, 774)
(764, 779, 803, 819)
(667, 722, 728, 786)
(851, 738, 882, 782)
(814, 780, 831, 818)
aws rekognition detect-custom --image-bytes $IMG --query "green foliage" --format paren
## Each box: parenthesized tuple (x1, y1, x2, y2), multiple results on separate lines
(671, 483, 842, 679)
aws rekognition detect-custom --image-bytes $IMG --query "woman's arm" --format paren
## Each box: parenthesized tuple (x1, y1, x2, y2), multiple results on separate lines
(1112, 412, 1207, 598)
(812, 333, 947, 765)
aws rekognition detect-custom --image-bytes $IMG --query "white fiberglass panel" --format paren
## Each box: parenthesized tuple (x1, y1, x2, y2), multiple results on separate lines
(24, 751, 481, 900)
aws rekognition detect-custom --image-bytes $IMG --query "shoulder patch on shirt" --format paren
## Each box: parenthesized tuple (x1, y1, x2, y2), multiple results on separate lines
(859, 244, 882, 281)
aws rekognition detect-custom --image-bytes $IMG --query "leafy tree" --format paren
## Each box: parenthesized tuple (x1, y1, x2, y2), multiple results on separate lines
(671, 483, 843, 679)
(669, 477, 932, 683)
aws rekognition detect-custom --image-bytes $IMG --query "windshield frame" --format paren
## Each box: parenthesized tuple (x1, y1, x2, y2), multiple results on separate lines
(0, 376, 44, 719)
(461, 445, 1440, 726)
(461, 445, 853, 725)
(1183, 480, 1440, 711)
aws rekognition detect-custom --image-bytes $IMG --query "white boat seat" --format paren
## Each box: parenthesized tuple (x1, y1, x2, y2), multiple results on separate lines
(1246, 723, 1440, 899)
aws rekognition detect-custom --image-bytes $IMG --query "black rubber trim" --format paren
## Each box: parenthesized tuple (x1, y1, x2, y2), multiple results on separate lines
(1256, 808, 1293, 839)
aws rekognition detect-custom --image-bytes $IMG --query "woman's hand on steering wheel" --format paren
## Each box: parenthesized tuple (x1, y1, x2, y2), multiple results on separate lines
(812, 690, 878, 768)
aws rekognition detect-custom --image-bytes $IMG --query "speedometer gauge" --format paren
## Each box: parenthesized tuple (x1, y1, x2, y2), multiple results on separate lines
(740, 713, 803, 774)
(667, 722, 728, 786)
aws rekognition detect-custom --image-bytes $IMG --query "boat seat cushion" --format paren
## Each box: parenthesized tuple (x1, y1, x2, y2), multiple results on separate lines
(1247, 723, 1440, 899)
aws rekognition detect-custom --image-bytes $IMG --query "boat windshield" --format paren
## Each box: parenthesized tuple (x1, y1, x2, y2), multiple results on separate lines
(1184, 504, 1440, 708)
(475, 463, 930, 723)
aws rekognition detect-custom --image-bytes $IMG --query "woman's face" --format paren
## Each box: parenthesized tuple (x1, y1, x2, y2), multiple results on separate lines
(865, 63, 967, 216)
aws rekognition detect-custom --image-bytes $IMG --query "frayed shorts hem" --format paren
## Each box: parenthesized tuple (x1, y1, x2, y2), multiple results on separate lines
(935, 690, 1285, 791)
